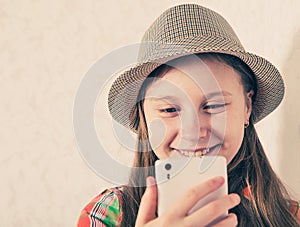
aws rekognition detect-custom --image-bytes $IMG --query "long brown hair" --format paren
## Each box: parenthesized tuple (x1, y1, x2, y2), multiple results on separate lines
(119, 53, 299, 226)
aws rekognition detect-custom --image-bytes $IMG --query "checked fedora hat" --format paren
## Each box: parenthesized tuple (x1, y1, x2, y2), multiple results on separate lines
(108, 4, 284, 131)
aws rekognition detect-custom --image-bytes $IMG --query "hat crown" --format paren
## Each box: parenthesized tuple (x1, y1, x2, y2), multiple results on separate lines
(139, 4, 244, 62)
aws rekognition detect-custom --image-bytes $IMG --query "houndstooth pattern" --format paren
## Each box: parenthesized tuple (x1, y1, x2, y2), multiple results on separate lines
(108, 4, 284, 131)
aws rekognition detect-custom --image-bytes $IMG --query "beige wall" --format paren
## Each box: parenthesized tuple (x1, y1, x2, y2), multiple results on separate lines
(1, 0, 299, 226)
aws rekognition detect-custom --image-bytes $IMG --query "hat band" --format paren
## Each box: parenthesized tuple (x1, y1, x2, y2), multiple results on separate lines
(137, 36, 246, 63)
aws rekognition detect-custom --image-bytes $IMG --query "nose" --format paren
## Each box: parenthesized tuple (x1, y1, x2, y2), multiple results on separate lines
(179, 110, 208, 145)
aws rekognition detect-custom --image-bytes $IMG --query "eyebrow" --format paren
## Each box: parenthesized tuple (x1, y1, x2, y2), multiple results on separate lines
(147, 91, 232, 102)
(205, 91, 232, 99)
(147, 95, 180, 102)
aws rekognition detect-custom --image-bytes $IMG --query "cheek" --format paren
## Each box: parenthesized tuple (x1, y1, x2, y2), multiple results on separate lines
(147, 118, 168, 150)
(224, 122, 244, 146)
(222, 113, 245, 160)
(210, 113, 227, 138)
(147, 118, 179, 151)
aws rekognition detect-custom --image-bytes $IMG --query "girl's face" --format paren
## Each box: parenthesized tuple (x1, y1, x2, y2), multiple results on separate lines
(143, 56, 253, 164)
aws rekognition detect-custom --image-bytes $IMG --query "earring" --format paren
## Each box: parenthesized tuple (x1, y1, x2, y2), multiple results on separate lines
(244, 121, 249, 128)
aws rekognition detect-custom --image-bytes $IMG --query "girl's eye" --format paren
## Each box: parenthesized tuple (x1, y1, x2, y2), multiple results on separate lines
(203, 103, 226, 113)
(159, 106, 180, 117)
(161, 107, 179, 113)
(204, 104, 225, 109)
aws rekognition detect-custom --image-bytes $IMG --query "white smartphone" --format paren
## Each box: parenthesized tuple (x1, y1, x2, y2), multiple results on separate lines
(155, 156, 228, 225)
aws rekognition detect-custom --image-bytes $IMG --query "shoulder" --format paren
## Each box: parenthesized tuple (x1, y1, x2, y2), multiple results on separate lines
(288, 200, 300, 222)
(77, 187, 124, 227)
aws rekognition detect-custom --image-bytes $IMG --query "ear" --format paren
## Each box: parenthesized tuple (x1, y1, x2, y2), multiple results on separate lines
(245, 90, 254, 121)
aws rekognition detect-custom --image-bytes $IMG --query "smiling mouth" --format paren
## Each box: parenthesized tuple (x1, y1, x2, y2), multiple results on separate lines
(174, 148, 211, 157)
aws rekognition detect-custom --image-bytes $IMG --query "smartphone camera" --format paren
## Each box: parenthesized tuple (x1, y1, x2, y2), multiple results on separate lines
(165, 163, 172, 171)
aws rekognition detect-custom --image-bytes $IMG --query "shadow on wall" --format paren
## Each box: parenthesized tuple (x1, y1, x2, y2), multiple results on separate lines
(280, 29, 300, 199)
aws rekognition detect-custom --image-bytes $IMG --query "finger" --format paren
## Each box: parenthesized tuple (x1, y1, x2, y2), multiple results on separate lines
(212, 213, 238, 227)
(170, 176, 225, 217)
(185, 193, 240, 226)
(135, 176, 158, 226)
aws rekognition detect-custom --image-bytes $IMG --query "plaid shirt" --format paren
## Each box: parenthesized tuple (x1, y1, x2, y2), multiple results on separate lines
(77, 187, 123, 227)
(77, 186, 299, 226)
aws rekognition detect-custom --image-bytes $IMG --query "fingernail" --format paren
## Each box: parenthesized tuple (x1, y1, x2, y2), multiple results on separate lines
(212, 176, 224, 185)
(146, 176, 155, 187)
(230, 194, 241, 204)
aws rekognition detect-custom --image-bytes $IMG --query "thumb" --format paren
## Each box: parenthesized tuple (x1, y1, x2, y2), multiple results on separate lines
(135, 176, 158, 226)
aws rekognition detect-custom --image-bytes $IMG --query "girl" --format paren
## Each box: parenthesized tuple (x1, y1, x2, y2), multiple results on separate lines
(78, 4, 300, 226)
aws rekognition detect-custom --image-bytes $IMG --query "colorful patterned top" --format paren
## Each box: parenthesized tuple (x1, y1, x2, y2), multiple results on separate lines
(77, 187, 300, 227)
(77, 187, 123, 227)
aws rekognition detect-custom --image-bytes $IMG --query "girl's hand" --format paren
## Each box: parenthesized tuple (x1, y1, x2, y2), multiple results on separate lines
(135, 176, 240, 227)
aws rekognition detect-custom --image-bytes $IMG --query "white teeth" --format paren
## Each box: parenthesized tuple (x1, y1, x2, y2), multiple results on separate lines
(178, 148, 210, 157)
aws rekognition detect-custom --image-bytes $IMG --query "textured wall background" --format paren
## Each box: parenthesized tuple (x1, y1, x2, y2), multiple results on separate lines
(1, 0, 299, 226)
